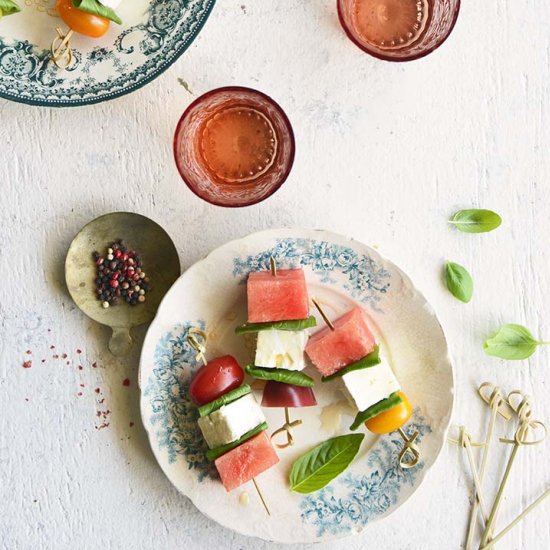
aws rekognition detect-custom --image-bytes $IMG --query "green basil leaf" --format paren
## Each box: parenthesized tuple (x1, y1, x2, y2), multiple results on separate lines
(0, 0, 21, 16)
(72, 0, 122, 24)
(245, 364, 314, 387)
(450, 209, 502, 233)
(349, 392, 403, 431)
(321, 346, 380, 382)
(197, 384, 251, 418)
(235, 316, 317, 335)
(483, 324, 548, 360)
(205, 422, 268, 461)
(445, 262, 473, 303)
(289, 434, 365, 494)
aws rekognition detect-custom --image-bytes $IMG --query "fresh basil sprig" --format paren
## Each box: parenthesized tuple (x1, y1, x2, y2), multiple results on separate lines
(450, 209, 502, 233)
(235, 316, 317, 335)
(245, 364, 314, 387)
(289, 434, 365, 493)
(0, 0, 21, 16)
(73, 0, 122, 24)
(205, 422, 268, 461)
(484, 324, 549, 360)
(445, 262, 473, 303)
(350, 392, 403, 431)
(321, 346, 380, 382)
(197, 384, 251, 418)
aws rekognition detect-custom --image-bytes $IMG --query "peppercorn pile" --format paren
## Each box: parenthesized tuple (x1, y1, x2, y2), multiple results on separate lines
(93, 240, 150, 308)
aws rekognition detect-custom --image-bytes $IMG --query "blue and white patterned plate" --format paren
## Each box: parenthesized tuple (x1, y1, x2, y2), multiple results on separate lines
(0, 0, 215, 106)
(139, 229, 454, 543)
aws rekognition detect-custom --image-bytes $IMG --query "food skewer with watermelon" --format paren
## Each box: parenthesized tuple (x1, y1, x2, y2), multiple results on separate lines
(235, 258, 318, 449)
(307, 300, 420, 468)
(186, 328, 278, 513)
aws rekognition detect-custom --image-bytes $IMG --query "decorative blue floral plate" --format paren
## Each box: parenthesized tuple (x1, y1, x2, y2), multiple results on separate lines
(0, 0, 215, 107)
(139, 229, 454, 543)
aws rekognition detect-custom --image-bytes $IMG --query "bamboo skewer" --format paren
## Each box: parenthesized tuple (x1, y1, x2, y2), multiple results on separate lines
(187, 328, 271, 516)
(310, 298, 420, 468)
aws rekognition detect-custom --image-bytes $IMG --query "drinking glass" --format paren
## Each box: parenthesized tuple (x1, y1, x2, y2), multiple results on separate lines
(337, 0, 460, 62)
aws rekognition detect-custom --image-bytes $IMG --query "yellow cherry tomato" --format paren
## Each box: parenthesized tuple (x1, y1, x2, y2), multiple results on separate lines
(56, 0, 110, 38)
(365, 392, 413, 434)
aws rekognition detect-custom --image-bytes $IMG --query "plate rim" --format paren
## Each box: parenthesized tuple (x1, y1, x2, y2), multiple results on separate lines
(0, 0, 217, 108)
(138, 227, 455, 543)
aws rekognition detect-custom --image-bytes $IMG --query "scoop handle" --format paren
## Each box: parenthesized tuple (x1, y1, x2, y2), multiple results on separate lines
(109, 326, 133, 356)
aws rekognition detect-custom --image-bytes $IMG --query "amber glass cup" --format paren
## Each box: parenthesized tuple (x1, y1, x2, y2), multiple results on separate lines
(174, 86, 295, 208)
(337, 0, 460, 62)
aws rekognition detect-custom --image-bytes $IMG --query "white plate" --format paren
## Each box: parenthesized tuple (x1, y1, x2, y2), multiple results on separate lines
(0, 0, 215, 106)
(139, 228, 454, 543)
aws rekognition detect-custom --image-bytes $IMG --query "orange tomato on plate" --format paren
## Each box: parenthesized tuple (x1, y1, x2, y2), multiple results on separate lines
(366, 391, 413, 434)
(56, 0, 110, 38)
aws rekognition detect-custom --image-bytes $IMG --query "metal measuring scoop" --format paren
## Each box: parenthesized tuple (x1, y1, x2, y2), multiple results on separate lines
(65, 212, 180, 356)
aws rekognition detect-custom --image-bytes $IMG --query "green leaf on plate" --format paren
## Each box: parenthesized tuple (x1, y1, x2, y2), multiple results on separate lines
(72, 0, 122, 24)
(197, 384, 251, 418)
(349, 392, 403, 431)
(450, 209, 502, 233)
(235, 316, 317, 335)
(245, 364, 314, 387)
(483, 324, 548, 360)
(445, 262, 473, 303)
(321, 345, 380, 382)
(0, 0, 21, 16)
(205, 422, 268, 461)
(289, 433, 365, 494)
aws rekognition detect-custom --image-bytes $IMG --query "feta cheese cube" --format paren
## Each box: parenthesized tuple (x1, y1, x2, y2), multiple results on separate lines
(254, 329, 308, 371)
(98, 0, 123, 9)
(342, 359, 400, 413)
(197, 393, 266, 449)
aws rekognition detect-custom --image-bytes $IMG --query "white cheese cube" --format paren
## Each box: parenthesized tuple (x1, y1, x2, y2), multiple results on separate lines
(254, 329, 308, 371)
(341, 359, 400, 412)
(99, 0, 123, 9)
(197, 393, 266, 449)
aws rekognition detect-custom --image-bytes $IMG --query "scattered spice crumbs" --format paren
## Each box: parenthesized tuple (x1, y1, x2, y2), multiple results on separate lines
(95, 388, 101, 393)
(26, 350, 32, 355)
(62, 353, 68, 359)
(129, 422, 134, 428)
(76, 349, 82, 354)
(22, 361, 32, 369)
(122, 378, 130, 387)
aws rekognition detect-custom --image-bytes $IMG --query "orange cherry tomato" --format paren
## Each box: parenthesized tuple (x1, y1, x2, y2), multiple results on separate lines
(365, 392, 413, 434)
(56, 0, 110, 38)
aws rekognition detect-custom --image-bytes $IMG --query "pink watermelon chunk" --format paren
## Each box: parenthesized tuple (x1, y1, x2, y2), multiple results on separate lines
(305, 307, 376, 377)
(247, 269, 309, 323)
(214, 431, 279, 492)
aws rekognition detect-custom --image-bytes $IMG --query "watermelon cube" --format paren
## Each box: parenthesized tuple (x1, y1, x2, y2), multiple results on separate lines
(247, 269, 309, 323)
(214, 431, 279, 492)
(305, 307, 376, 377)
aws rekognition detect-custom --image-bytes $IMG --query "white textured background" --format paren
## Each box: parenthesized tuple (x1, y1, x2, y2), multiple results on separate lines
(1, 1, 550, 549)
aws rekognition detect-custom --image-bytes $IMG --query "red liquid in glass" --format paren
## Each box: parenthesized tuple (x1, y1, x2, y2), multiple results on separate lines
(351, 0, 430, 50)
(199, 106, 278, 184)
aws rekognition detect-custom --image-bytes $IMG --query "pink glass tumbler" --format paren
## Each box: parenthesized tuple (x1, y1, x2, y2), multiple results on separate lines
(173, 86, 295, 208)
(338, 0, 460, 62)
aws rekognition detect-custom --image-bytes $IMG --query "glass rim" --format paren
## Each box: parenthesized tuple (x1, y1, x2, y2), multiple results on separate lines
(336, 0, 461, 62)
(173, 86, 296, 208)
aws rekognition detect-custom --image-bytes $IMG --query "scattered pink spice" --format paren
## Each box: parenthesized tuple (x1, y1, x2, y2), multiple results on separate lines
(22, 361, 32, 369)
(92, 362, 98, 369)
(77, 392, 83, 396)
(52, 354, 59, 359)
(129, 422, 134, 428)
(62, 353, 68, 359)
(50, 345, 55, 349)
(76, 349, 82, 354)
(77, 365, 83, 370)
(95, 388, 101, 394)
(122, 378, 130, 387)
(25, 350, 32, 355)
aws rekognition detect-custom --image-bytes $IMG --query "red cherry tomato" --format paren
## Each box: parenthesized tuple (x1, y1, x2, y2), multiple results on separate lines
(365, 392, 412, 434)
(56, 0, 110, 38)
(261, 381, 317, 408)
(189, 355, 244, 405)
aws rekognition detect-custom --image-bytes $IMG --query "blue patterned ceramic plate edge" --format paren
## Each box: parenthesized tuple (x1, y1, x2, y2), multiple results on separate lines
(0, 0, 216, 107)
(138, 228, 454, 543)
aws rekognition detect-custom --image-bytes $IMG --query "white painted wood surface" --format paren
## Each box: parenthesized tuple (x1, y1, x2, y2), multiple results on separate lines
(1, 1, 549, 548)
